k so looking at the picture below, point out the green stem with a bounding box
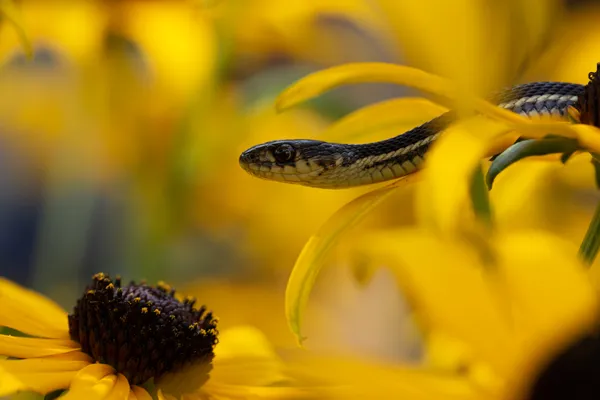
[470,163,493,228]
[579,154,600,266]
[578,200,600,267]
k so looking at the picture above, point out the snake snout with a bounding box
[239,148,258,169]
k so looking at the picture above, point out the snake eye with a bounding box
[273,144,295,164]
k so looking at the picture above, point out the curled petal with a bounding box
[285,175,419,345]
[64,364,117,400]
[106,373,131,400]
[61,363,116,400]
[275,62,504,117]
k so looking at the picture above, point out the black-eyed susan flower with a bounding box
[270,28,600,397]
[279,80,600,399]
[0,273,310,399]
[273,61,600,341]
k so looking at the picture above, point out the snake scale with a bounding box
[239,81,586,189]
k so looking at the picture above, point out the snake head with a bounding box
[239,139,346,188]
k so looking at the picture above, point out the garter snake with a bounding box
[239,82,585,189]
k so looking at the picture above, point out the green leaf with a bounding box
[486,137,580,189]
[0,0,32,58]
[285,175,419,345]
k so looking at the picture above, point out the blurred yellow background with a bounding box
[1,0,600,360]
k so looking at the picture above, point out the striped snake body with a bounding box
[239,82,584,189]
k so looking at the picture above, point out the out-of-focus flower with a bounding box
[0,273,310,399]
[0,0,32,57]
[272,60,600,338]
[330,227,599,399]
[203,0,390,71]
[520,2,600,83]
[277,63,600,399]
[266,1,600,388]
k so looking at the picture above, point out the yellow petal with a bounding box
[323,97,447,143]
[202,380,316,399]
[375,0,508,97]
[122,2,217,107]
[495,232,596,338]
[156,360,211,397]
[275,62,529,121]
[215,326,279,361]
[69,363,114,386]
[477,105,600,153]
[425,331,503,393]
[0,355,86,395]
[61,363,118,400]
[285,176,419,345]
[0,364,26,396]
[0,355,89,373]
[7,371,77,395]
[0,335,80,358]
[157,389,177,400]
[0,0,32,58]
[160,326,288,396]
[288,354,488,400]
[0,278,69,339]
[493,232,599,397]
[213,360,282,382]
[491,161,561,231]
[416,117,510,233]
[106,374,131,400]
[352,229,514,376]
[42,351,92,362]
[131,386,152,400]
[276,63,465,113]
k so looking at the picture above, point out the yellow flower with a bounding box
[0,0,32,57]
[269,27,600,396]
[274,65,600,399]
[0,273,309,399]
[273,60,600,340]
[325,227,599,399]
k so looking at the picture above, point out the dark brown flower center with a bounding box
[577,63,600,128]
[68,273,218,386]
[528,331,600,400]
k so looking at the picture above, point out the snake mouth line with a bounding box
[242,163,326,183]
[242,162,325,176]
